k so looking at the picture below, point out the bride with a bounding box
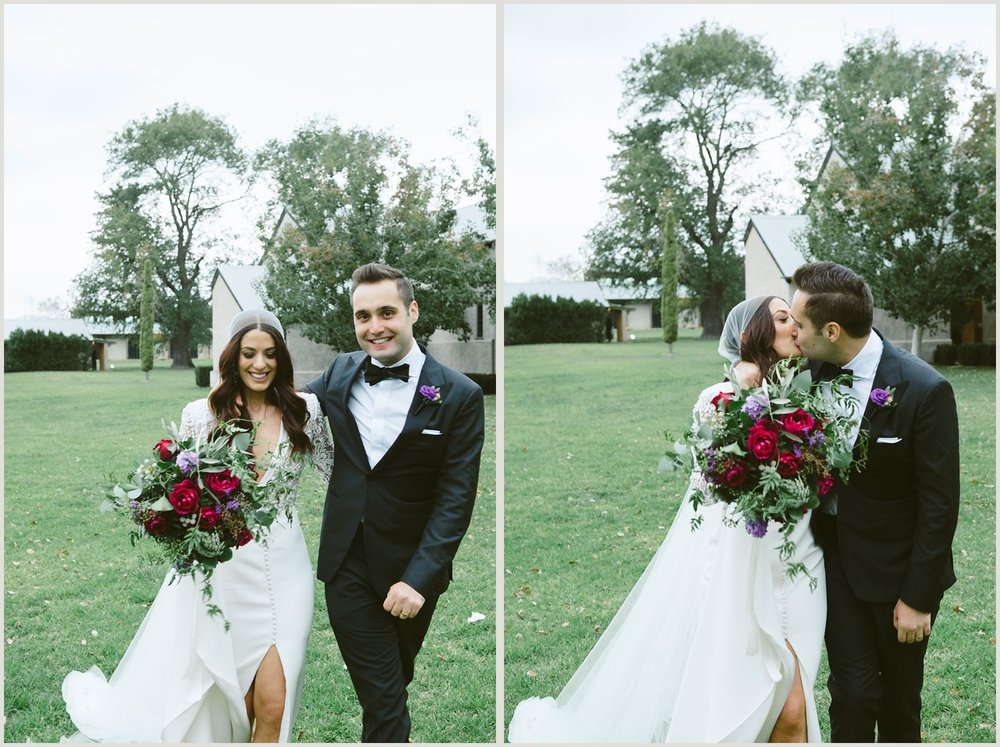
[508,296,826,743]
[62,309,334,743]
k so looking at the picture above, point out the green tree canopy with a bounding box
[73,104,248,366]
[800,34,995,356]
[586,22,795,336]
[256,121,495,353]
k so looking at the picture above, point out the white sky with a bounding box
[4,4,496,319]
[503,3,997,282]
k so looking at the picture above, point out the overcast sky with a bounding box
[503,3,996,282]
[4,4,496,319]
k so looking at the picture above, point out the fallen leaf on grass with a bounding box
[526,670,537,678]
[467,612,486,624]
[530,568,541,574]
[953,605,966,613]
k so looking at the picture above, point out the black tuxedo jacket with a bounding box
[306,346,485,598]
[812,331,959,612]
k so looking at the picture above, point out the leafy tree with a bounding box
[586,23,795,336]
[139,251,155,380]
[74,104,247,367]
[660,200,679,351]
[256,122,495,353]
[800,34,995,358]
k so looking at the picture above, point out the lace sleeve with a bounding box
[178,399,215,441]
[300,392,334,481]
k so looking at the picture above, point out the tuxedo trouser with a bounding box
[816,513,937,743]
[325,525,439,743]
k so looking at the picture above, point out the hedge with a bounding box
[932,343,996,367]
[4,329,91,372]
[505,294,606,345]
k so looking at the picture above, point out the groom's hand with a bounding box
[384,581,425,621]
[893,599,932,644]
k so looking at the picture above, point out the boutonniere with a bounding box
[414,384,443,414]
[869,386,897,409]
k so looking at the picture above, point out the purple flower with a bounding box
[176,450,200,475]
[745,518,769,539]
[225,498,241,511]
[419,385,442,403]
[741,393,769,421]
[807,431,827,446]
[870,387,896,408]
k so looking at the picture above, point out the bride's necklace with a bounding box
[247,401,270,422]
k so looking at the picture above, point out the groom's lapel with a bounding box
[858,338,906,445]
[374,350,451,471]
[333,352,371,473]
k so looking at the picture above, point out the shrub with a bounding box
[4,329,91,372]
[933,344,958,366]
[194,364,212,388]
[956,343,985,366]
[505,294,605,345]
[464,372,496,394]
[980,344,996,367]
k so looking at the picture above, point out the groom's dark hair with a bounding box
[351,262,415,308]
[792,261,873,338]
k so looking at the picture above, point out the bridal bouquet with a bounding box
[662,358,867,584]
[102,420,296,626]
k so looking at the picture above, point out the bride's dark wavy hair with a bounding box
[739,296,785,382]
[208,323,311,455]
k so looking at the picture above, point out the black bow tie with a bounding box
[363,358,410,385]
[816,361,854,385]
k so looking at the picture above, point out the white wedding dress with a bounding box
[508,383,827,743]
[61,393,334,743]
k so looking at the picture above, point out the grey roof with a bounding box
[214,265,267,310]
[504,281,607,307]
[744,215,810,278]
[454,203,495,243]
[4,317,92,341]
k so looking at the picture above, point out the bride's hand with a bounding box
[732,360,761,388]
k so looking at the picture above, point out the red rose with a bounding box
[781,409,816,435]
[777,452,801,478]
[817,474,834,496]
[205,470,241,496]
[719,460,748,488]
[153,439,175,461]
[711,391,733,411]
[168,479,199,515]
[199,506,220,530]
[237,529,253,547]
[145,513,168,535]
[747,421,780,461]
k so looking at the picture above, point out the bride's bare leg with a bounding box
[769,640,807,743]
[249,645,287,743]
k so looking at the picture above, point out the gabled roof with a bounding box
[213,265,267,310]
[504,281,607,308]
[743,215,810,279]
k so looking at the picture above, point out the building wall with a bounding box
[211,276,244,387]
[744,228,792,301]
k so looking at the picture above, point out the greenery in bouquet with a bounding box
[102,420,298,627]
[662,358,868,586]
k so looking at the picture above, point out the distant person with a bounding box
[605,312,613,343]
[90,343,99,371]
[63,309,335,742]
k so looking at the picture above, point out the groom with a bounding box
[790,261,959,742]
[306,262,485,742]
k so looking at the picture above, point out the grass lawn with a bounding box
[503,329,996,742]
[4,362,496,743]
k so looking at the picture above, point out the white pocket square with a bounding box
[421,429,443,436]
[876,436,902,444]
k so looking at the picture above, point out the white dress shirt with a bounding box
[349,341,425,468]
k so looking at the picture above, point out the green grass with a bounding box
[4,365,496,743]
[503,329,996,743]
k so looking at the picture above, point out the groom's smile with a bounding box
[353,278,420,366]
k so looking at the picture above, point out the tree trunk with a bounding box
[699,294,724,338]
[910,324,924,361]
[171,319,194,368]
